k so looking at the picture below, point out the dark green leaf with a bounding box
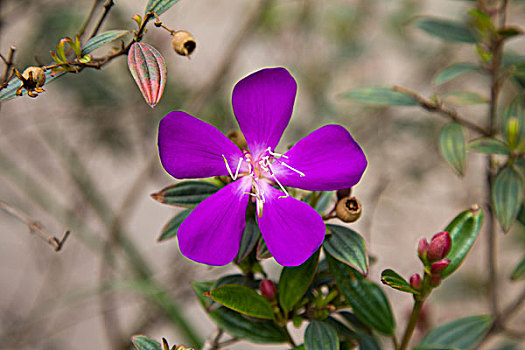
[358,334,381,350]
[468,138,510,155]
[324,317,358,341]
[209,307,287,343]
[442,90,488,105]
[501,96,525,151]
[327,255,395,335]
[380,269,419,294]
[132,335,162,350]
[235,215,261,263]
[207,284,274,320]
[81,30,130,55]
[415,315,493,350]
[145,0,180,16]
[324,225,368,275]
[434,63,481,85]
[511,256,525,281]
[304,320,339,350]
[499,26,524,40]
[256,238,272,259]
[341,87,419,106]
[442,206,485,278]
[151,181,220,208]
[413,17,477,43]
[492,167,524,232]
[338,311,370,333]
[315,191,335,214]
[157,209,192,241]
[439,122,467,176]
[278,250,319,312]
[191,280,216,309]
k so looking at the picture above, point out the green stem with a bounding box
[399,298,425,350]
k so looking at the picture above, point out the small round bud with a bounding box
[260,279,277,300]
[227,129,247,150]
[417,238,429,260]
[335,196,362,223]
[427,231,452,262]
[336,188,352,200]
[409,273,422,290]
[430,258,451,275]
[171,30,196,57]
[22,67,46,88]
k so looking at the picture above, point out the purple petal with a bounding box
[232,68,297,156]
[257,181,325,266]
[178,177,252,265]
[158,111,244,179]
[272,125,367,191]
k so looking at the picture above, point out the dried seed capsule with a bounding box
[22,67,46,88]
[171,30,196,57]
[335,196,362,223]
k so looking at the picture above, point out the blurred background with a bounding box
[1,0,524,349]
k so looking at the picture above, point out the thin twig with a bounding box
[392,86,491,136]
[89,0,115,39]
[0,200,70,251]
[79,0,102,38]
[501,287,525,322]
[1,46,16,88]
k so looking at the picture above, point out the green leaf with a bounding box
[315,191,335,214]
[434,63,481,85]
[413,17,477,43]
[304,320,339,350]
[442,90,488,105]
[256,238,272,259]
[357,334,381,350]
[511,256,525,281]
[324,317,358,341]
[439,122,467,176]
[81,29,130,55]
[327,255,395,335]
[209,307,288,343]
[341,87,419,106]
[380,269,419,294]
[235,213,261,263]
[145,0,180,16]
[415,315,493,350]
[132,335,162,350]
[468,138,510,155]
[492,166,524,232]
[151,181,220,207]
[207,284,274,320]
[278,250,319,312]
[324,224,368,275]
[191,280,216,309]
[442,206,485,279]
[56,39,68,62]
[157,209,192,241]
[501,96,525,151]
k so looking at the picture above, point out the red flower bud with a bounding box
[429,273,442,287]
[409,273,422,290]
[427,231,452,262]
[418,238,429,260]
[430,258,451,275]
[260,279,277,300]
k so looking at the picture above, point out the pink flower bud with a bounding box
[409,273,422,290]
[429,273,442,287]
[418,238,429,259]
[430,258,451,275]
[427,231,452,262]
[260,279,277,300]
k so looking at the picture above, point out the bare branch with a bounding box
[90,0,115,39]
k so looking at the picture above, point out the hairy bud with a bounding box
[336,196,362,223]
[417,238,429,261]
[427,231,452,262]
[171,30,196,57]
[430,258,450,275]
[409,273,422,290]
[260,279,277,300]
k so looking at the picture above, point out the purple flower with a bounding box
[158,68,367,266]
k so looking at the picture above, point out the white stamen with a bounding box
[280,161,305,177]
[267,147,288,159]
[222,155,243,180]
[267,162,290,199]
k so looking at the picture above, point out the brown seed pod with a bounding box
[171,30,196,57]
[335,196,362,223]
[22,67,46,88]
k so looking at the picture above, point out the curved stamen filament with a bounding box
[265,147,305,177]
[222,155,243,180]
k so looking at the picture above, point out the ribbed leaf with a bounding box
[209,307,287,343]
[492,167,524,232]
[439,122,467,176]
[235,214,260,263]
[469,138,510,155]
[511,256,525,281]
[207,284,274,320]
[278,250,319,312]
[327,255,395,335]
[145,0,180,16]
[442,90,488,105]
[151,181,220,207]
[380,269,419,294]
[304,321,339,350]
[324,317,358,341]
[442,206,485,279]
[357,334,381,350]
[315,191,335,214]
[81,30,130,55]
[434,63,481,85]
[128,42,167,107]
[415,315,493,350]
[157,209,192,241]
[324,224,368,275]
[414,17,477,43]
[341,87,419,106]
[191,280,216,309]
[132,335,162,350]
